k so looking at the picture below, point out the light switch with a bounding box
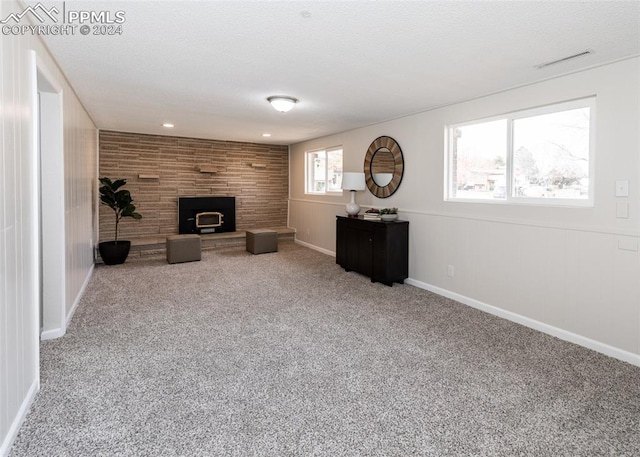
[616,202,629,219]
[615,180,629,197]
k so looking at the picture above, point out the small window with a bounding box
[446,97,594,205]
[305,147,343,194]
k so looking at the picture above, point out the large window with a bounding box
[446,97,594,205]
[305,147,343,194]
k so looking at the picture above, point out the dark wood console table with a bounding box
[336,215,409,286]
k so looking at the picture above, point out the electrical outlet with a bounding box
[447,265,455,278]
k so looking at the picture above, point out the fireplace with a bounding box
[178,197,236,234]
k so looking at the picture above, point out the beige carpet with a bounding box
[11,241,640,456]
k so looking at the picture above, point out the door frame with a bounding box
[30,50,66,341]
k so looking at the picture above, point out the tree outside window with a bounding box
[447,98,594,204]
[306,147,343,194]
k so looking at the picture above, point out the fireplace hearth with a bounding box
[178,197,236,234]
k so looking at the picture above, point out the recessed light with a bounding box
[162,123,174,128]
[262,133,271,137]
[301,11,311,18]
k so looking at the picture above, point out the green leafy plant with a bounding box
[99,177,142,243]
[379,207,398,215]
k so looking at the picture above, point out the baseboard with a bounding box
[40,328,65,340]
[0,378,39,457]
[66,263,94,328]
[294,238,336,257]
[405,278,640,368]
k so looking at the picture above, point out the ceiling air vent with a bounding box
[534,49,594,69]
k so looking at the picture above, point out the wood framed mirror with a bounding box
[364,136,404,198]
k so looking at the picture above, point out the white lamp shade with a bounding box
[342,172,366,191]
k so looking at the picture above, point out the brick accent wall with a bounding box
[99,130,289,243]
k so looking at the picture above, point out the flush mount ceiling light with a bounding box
[267,96,298,113]
[162,123,174,128]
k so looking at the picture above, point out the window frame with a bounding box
[304,146,344,195]
[445,97,596,207]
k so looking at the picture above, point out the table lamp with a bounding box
[342,172,366,217]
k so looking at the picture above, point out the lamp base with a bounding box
[345,202,361,217]
[345,190,360,217]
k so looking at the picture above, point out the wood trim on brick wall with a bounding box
[99,130,289,243]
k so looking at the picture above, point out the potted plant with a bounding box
[379,207,398,221]
[98,177,142,265]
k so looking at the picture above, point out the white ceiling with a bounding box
[32,1,640,145]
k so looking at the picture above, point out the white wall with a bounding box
[0,0,97,454]
[290,58,640,366]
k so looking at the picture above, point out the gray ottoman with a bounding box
[246,229,277,254]
[166,234,201,264]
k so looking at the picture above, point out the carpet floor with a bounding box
[10,242,640,456]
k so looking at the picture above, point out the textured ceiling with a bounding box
[31,1,640,145]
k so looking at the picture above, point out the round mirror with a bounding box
[364,136,404,198]
[371,148,394,187]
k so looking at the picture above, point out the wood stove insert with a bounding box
[178,197,236,234]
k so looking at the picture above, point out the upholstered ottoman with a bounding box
[246,229,278,254]
[166,234,201,264]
